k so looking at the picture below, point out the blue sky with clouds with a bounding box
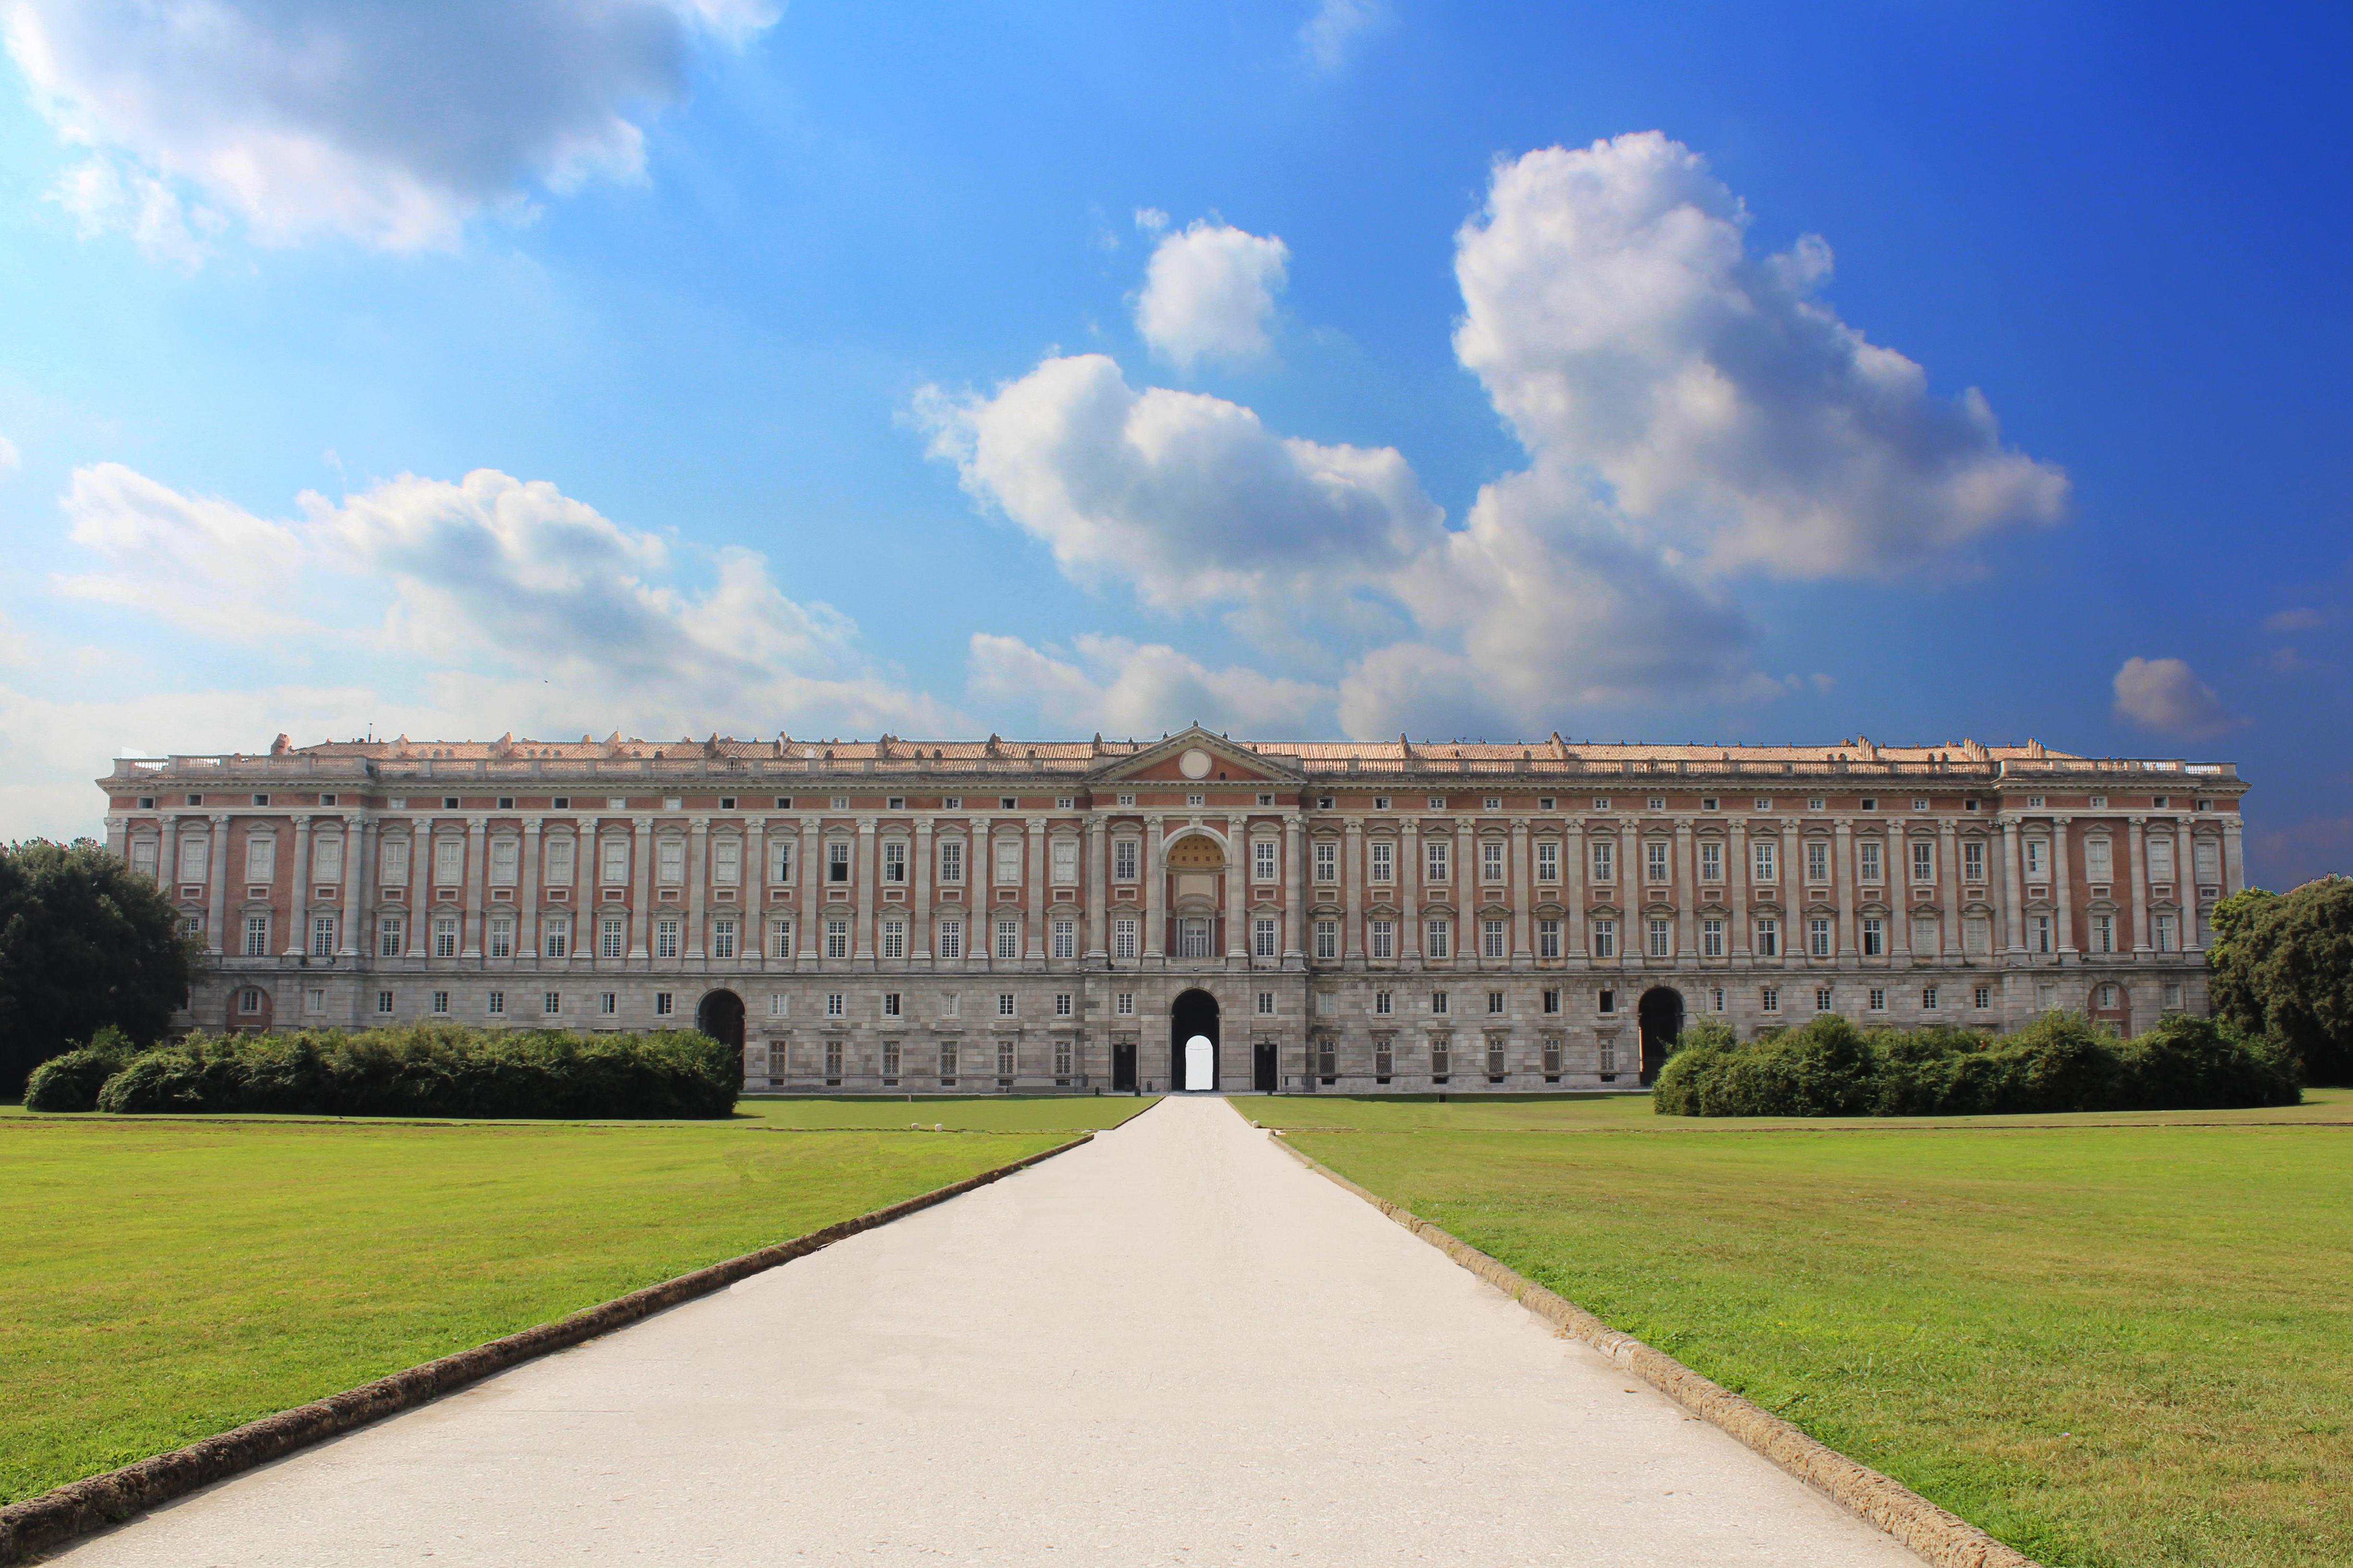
[0,1,2347,882]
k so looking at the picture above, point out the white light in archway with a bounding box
[1184,1033,1214,1092]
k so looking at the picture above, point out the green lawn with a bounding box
[1,1115,1076,1505]
[1275,1095,2353,1568]
[736,1094,1160,1132]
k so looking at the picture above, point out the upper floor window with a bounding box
[245,833,276,884]
[1964,839,1986,883]
[433,836,462,885]
[1645,841,1670,883]
[1370,841,1395,882]
[657,836,686,885]
[882,839,908,884]
[1052,837,1079,883]
[1481,841,1505,883]
[1858,840,1883,884]
[1254,839,1278,882]
[1911,841,1934,884]
[1113,838,1138,881]
[938,839,964,884]
[2026,839,2048,879]
[1805,840,1830,884]
[1753,839,1777,882]
[1425,840,1449,883]
[1313,840,1337,882]
[544,835,576,885]
[1590,840,1616,883]
[992,836,1022,884]
[830,840,853,883]
[1536,840,1559,882]
[2086,837,2114,883]
[601,836,628,884]
[1699,841,1723,881]
[713,836,742,886]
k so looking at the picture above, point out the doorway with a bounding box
[1637,987,1683,1085]
[1112,1041,1138,1093]
[1171,988,1220,1092]
[696,988,747,1061]
[1252,1041,1277,1093]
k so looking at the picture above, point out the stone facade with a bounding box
[98,726,2250,1094]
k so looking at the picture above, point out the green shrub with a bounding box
[90,1025,739,1119]
[22,1024,140,1112]
[1650,1020,1735,1115]
[1652,1009,2302,1119]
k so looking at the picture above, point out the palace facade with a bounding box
[98,726,2249,1095]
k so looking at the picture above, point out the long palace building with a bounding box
[98,726,2249,1094]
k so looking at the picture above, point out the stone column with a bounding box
[206,814,231,955]
[462,816,487,961]
[745,816,766,972]
[2002,818,2026,955]
[160,814,182,899]
[1144,814,1166,961]
[286,814,312,957]
[853,817,875,963]
[915,817,937,963]
[1938,820,1959,960]
[1454,817,1473,963]
[2128,816,2151,958]
[1673,820,1695,960]
[1890,832,1910,966]
[1027,819,1047,965]
[1729,818,1750,960]
[572,814,593,967]
[629,818,653,961]
[405,818,428,958]
[1224,816,1247,963]
[2223,817,2245,897]
[519,816,541,965]
[2053,817,2076,958]
[1282,815,1304,963]
[2180,821,2202,955]
[1565,820,1587,967]
[1510,820,1532,965]
[687,816,710,961]
[797,814,822,971]
[343,815,370,958]
[1401,819,1422,961]
[1833,818,1855,962]
[1084,816,1106,960]
[1342,820,1364,964]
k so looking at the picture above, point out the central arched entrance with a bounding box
[1637,987,1683,1086]
[1171,988,1220,1092]
[696,989,747,1078]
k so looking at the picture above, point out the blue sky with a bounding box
[0,0,2347,883]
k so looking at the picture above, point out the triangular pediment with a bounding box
[1090,725,1306,786]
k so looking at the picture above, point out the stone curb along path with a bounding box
[0,1131,1098,1566]
[1253,1113,2040,1568]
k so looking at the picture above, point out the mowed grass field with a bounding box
[1258,1089,2353,1568]
[0,1101,1139,1505]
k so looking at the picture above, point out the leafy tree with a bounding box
[2209,877,2353,1085]
[0,839,195,1096]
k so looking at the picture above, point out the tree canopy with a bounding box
[0,839,195,1096]
[2209,878,2353,1086]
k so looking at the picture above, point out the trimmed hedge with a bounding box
[48,1024,740,1120]
[1653,1010,2300,1118]
[21,1025,139,1112]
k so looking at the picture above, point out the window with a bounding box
[544,915,571,959]
[232,986,263,1016]
[1912,841,1934,883]
[940,993,959,1017]
[1314,841,1337,882]
[770,918,795,959]
[1646,918,1671,958]
[487,991,504,1015]
[1426,919,1450,959]
[1115,793,1134,808]
[2155,913,2178,952]
[1116,991,1136,1015]
[1645,841,1669,883]
[1815,986,1833,1013]
[1964,840,1986,883]
[181,835,213,882]
[2163,982,2183,1010]
[713,918,738,960]
[1700,841,1723,882]
[1114,839,1139,881]
[1427,840,1449,883]
[1761,985,1780,1013]
[2089,796,2108,811]
[1430,991,1450,1015]
[1537,919,1561,959]
[1858,841,1883,884]
[378,915,404,958]
[1485,990,1505,1015]
[432,915,457,959]
[827,992,846,1017]
[1541,987,1561,1014]
[2096,983,2119,1009]
[1922,985,1940,1011]
[489,837,518,886]
[1702,798,1719,813]
[993,836,1022,885]
[1591,840,1616,882]
[996,1037,1017,1078]
[937,837,964,884]
[1053,1037,1074,1079]
[1314,919,1338,961]
[1702,918,1724,958]
[1248,917,1275,958]
[2149,835,2176,883]
[997,992,1016,1017]
[657,837,687,885]
[312,835,343,884]
[657,919,680,960]
[1752,798,1772,811]
[1375,990,1393,1016]
[601,836,629,884]
[826,919,850,959]
[938,919,963,959]
[1316,991,1338,1016]
[1964,915,1990,955]
[1912,915,1938,953]
[828,841,852,883]
[1371,841,1394,883]
[486,915,512,959]
[764,837,791,885]
[1974,985,1992,1010]
[1255,840,1278,882]
[656,992,675,1016]
[1868,987,1887,1012]
[1808,918,1832,958]
[598,992,617,1017]
[1370,920,1395,959]
[880,991,902,1019]
[2090,914,2115,954]
[939,1041,959,1081]
[1257,991,1275,1016]
[995,919,1021,960]
[1052,838,1079,883]
[1537,841,1559,882]
[1114,917,1138,959]
[1862,917,1884,958]
[882,840,907,884]
[543,991,562,1015]
[245,833,277,884]
[1481,841,1505,883]
[1647,796,1665,811]
[1755,917,1780,958]
[2030,914,2053,954]
[376,989,395,1014]
[1187,793,1204,808]
[1477,919,1503,959]
[1753,839,1777,881]
[422,836,455,888]
[1375,796,1391,810]
[1591,919,1616,958]
[1429,796,1448,809]
[311,914,337,957]
[231,920,264,966]
[880,918,905,960]
[2026,839,2048,879]
[1860,798,1878,813]
[1057,992,1075,1017]
[1806,841,1830,884]
[1051,918,1075,960]
[1592,797,1611,810]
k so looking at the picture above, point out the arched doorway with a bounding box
[696,988,747,1066]
[1637,987,1683,1086]
[1171,988,1219,1092]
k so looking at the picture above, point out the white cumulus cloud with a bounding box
[1300,0,1389,73]
[6,0,782,256]
[1454,132,2069,577]
[1134,219,1290,368]
[967,633,1328,735]
[2112,657,2242,742]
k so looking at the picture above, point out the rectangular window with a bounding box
[997,1037,1015,1077]
[995,919,1021,960]
[1114,839,1139,881]
[2087,838,2114,883]
[2091,914,2115,954]
[1761,985,1780,1013]
[940,993,958,1017]
[377,989,395,1014]
[1753,839,1777,882]
[1252,917,1277,958]
[310,914,337,957]
[1486,990,1505,1015]
[1537,841,1559,882]
[487,915,512,959]
[1591,840,1615,882]
[241,915,272,957]
[1425,919,1450,959]
[768,837,793,885]
[1052,838,1078,883]
[598,992,617,1016]
[543,991,561,1015]
[2155,913,2178,952]
[1862,917,1885,958]
[1702,918,1724,958]
[2163,982,2183,1010]
[431,915,456,959]
[2031,914,2053,953]
[1056,992,1074,1017]
[993,837,1022,885]
[245,834,277,884]
[1755,916,1780,958]
[1371,841,1394,883]
[434,837,463,885]
[882,840,907,884]
[601,836,629,884]
[1647,918,1671,958]
[1816,986,1834,1012]
[1370,920,1394,959]
[1964,840,1986,883]
[129,836,160,878]
[2195,838,2220,882]
[1974,985,1992,1009]
[938,839,964,884]
[1431,991,1450,1015]
[1255,839,1278,882]
[180,834,212,883]
[826,992,845,1017]
[823,1039,843,1081]
[1542,987,1561,1014]
[1116,991,1135,1015]
[938,918,963,959]
[770,918,794,959]
[710,835,742,887]
[1964,916,1990,955]
[596,915,625,960]
[312,835,343,884]
[713,918,738,960]
[1859,841,1883,884]
[939,1041,959,1081]
[828,841,852,883]
[1314,841,1337,882]
[430,990,450,1015]
[1114,917,1138,959]
[880,1038,901,1081]
[544,915,571,959]
[1912,915,1938,954]
[1482,919,1506,959]
[1257,991,1275,1016]
[1053,1037,1073,1078]
[1375,990,1393,1016]
[1178,918,1213,958]
[545,835,577,886]
[2027,839,2048,879]
[1314,919,1338,961]
[1542,1037,1562,1074]
[1646,841,1670,883]
[489,836,518,886]
[1868,987,1887,1012]
[1426,840,1449,883]
[1808,918,1832,958]
[1481,841,1505,883]
[657,919,680,960]
[826,919,850,959]
[1537,919,1561,959]
[883,991,901,1017]
[1922,985,1940,1011]
[883,918,906,960]
[1912,841,1935,883]
[1591,919,1616,958]
[1700,841,1723,882]
[998,992,1016,1017]
[377,914,404,958]
[656,992,674,1015]
[1806,841,1830,884]
[2149,835,2176,883]
[1052,918,1076,960]
[487,990,504,1015]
